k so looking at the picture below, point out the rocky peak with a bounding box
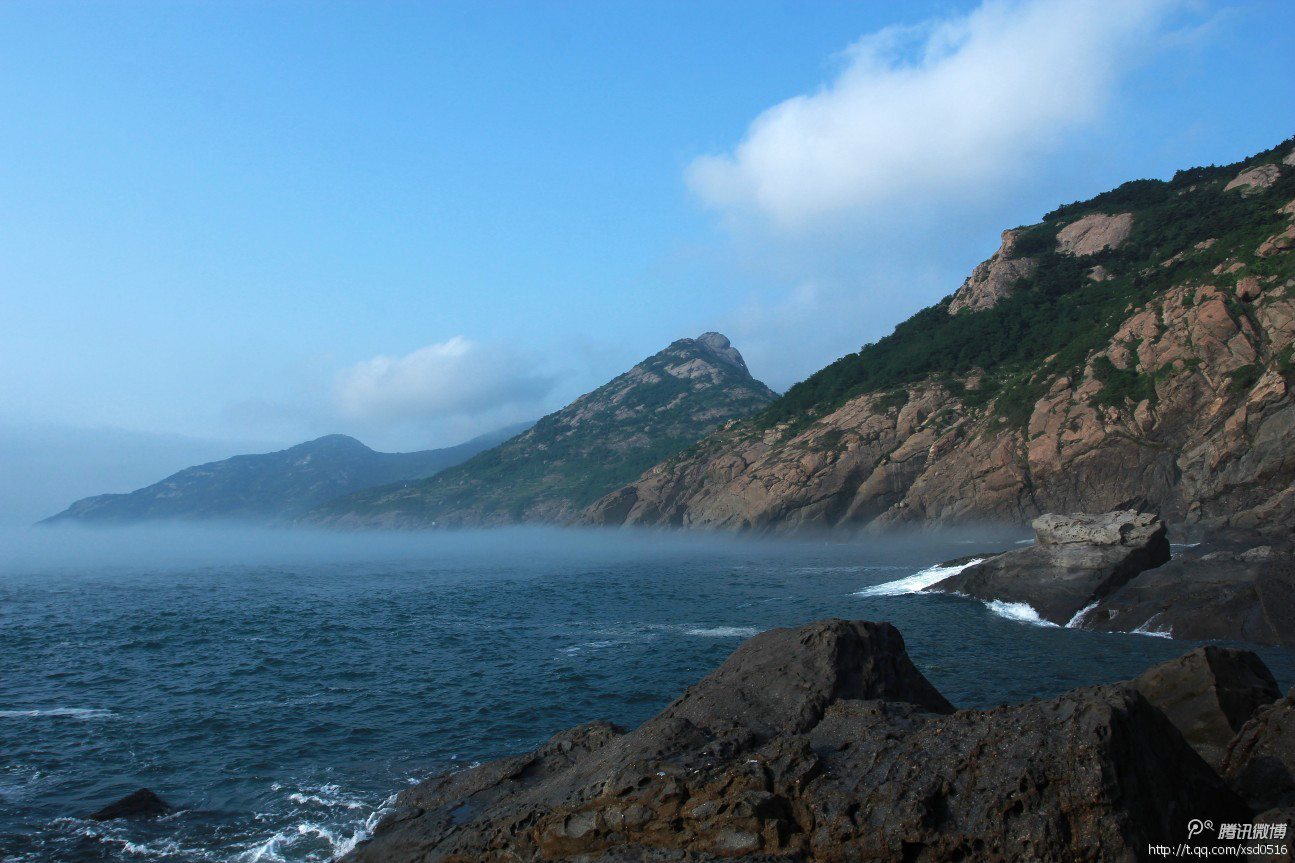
[303,333,778,528]
[948,228,1038,315]
[692,331,750,375]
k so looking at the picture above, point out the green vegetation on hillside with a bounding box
[756,137,1295,432]
[313,338,778,523]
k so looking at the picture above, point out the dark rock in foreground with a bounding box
[1082,537,1295,646]
[88,788,170,821]
[1131,647,1280,770]
[1223,688,1295,814]
[342,619,1250,863]
[928,510,1170,625]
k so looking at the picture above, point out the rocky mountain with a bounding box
[40,426,527,525]
[585,139,1295,538]
[304,333,777,528]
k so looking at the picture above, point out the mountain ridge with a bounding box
[304,332,777,528]
[583,137,1295,537]
[41,425,529,526]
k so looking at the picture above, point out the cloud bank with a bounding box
[688,0,1181,231]
[335,337,556,423]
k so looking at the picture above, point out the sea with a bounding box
[2,525,1290,863]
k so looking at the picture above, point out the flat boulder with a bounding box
[1131,646,1280,770]
[928,510,1170,625]
[88,787,170,821]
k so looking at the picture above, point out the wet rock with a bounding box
[646,618,956,735]
[1131,647,1280,770]
[927,510,1170,625]
[342,620,1250,863]
[1222,689,1295,813]
[88,788,170,821]
[1083,538,1295,646]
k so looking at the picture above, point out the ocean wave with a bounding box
[1132,615,1174,639]
[287,782,368,810]
[854,558,986,597]
[984,600,1058,628]
[1065,600,1100,629]
[0,707,115,719]
[48,819,219,862]
[682,626,759,638]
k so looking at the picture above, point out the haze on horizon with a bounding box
[1,0,1292,523]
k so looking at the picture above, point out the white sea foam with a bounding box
[854,558,986,597]
[683,626,759,638]
[0,707,114,719]
[1132,615,1174,639]
[287,791,366,810]
[559,640,618,655]
[331,792,399,858]
[984,600,1059,627]
[1065,600,1100,629]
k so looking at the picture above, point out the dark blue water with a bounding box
[1,526,1290,862]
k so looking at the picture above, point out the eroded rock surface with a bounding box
[343,620,1250,863]
[1055,212,1134,255]
[1082,536,1295,646]
[1131,647,1280,770]
[948,228,1037,314]
[1223,689,1295,814]
[927,510,1170,625]
[1226,163,1282,193]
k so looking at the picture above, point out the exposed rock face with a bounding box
[695,332,750,374]
[1033,510,1165,546]
[1131,647,1280,770]
[948,229,1038,314]
[1055,211,1134,255]
[88,788,170,821]
[1226,163,1282,193]
[927,510,1170,625]
[343,621,1250,863]
[305,334,777,528]
[1080,537,1295,646]
[1222,689,1295,814]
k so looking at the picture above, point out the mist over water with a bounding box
[2,526,1291,862]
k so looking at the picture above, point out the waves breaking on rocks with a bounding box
[3,534,1290,861]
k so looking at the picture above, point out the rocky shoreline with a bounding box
[928,510,1294,646]
[340,618,1293,862]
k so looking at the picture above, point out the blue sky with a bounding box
[2,0,1292,475]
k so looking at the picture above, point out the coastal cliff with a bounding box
[584,140,1295,537]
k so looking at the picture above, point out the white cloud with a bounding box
[335,336,556,423]
[688,0,1182,231]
